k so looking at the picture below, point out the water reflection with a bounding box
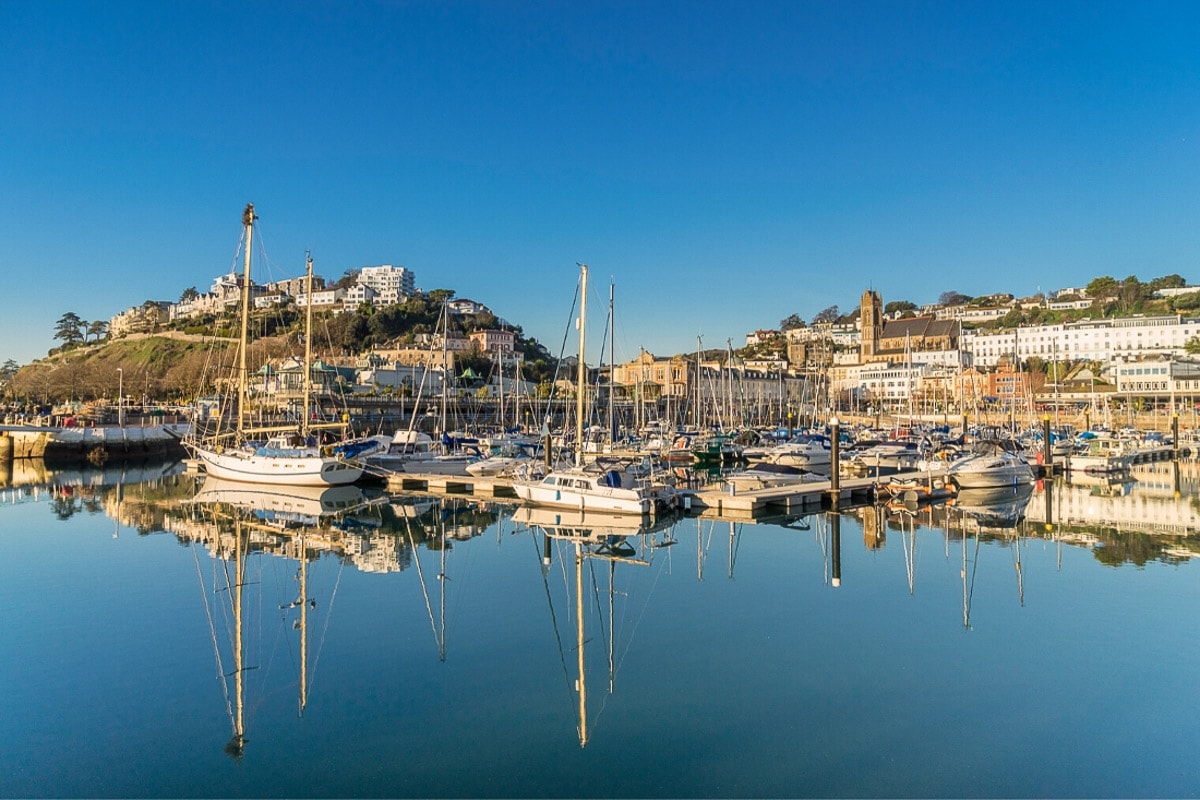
[164,477,518,759]
[184,479,387,759]
[514,507,679,747]
[7,463,1200,758]
[7,456,1200,796]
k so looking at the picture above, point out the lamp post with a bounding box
[117,368,123,426]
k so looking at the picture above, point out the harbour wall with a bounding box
[0,424,188,464]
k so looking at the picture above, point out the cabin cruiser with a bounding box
[723,461,825,492]
[512,458,677,514]
[947,439,1035,489]
[363,430,481,476]
[744,433,832,470]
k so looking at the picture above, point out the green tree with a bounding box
[1173,292,1200,312]
[1116,275,1147,313]
[938,291,972,306]
[179,286,200,303]
[1148,274,1186,291]
[812,305,839,325]
[884,300,917,315]
[779,313,806,331]
[86,320,109,343]
[54,312,85,348]
[1185,336,1200,355]
[1086,276,1119,300]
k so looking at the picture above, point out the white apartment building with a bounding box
[1112,356,1200,397]
[358,265,415,303]
[1154,286,1200,299]
[343,284,378,306]
[965,315,1200,366]
[253,293,290,309]
[844,362,930,405]
[297,288,347,308]
[933,305,1010,323]
[1047,299,1092,311]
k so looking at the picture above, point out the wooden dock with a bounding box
[384,471,519,499]
[380,469,884,517]
[683,475,881,518]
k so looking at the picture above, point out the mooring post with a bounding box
[829,415,840,510]
[1173,413,1180,460]
[1042,415,1052,474]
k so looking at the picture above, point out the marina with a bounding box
[6,5,1200,796]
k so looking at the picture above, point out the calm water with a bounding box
[2,460,1200,798]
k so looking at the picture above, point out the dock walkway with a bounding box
[383,469,886,515]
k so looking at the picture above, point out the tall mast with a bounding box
[608,281,616,448]
[302,253,314,439]
[575,264,588,467]
[236,203,255,438]
[441,301,449,438]
[497,349,505,430]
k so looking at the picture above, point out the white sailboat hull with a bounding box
[512,467,654,514]
[194,446,364,486]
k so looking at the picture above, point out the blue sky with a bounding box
[3,1,1198,367]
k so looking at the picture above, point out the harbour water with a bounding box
[2,462,1199,798]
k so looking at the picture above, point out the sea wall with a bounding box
[0,424,188,464]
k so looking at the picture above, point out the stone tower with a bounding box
[860,289,883,362]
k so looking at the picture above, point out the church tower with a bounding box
[860,289,883,362]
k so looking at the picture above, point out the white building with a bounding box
[343,284,378,307]
[933,305,1011,323]
[1047,299,1092,311]
[254,293,290,309]
[297,288,347,308]
[357,364,450,394]
[1154,286,1200,299]
[850,362,930,405]
[965,315,1200,367]
[358,265,414,305]
[1112,356,1200,398]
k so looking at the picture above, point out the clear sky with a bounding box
[3,1,1198,367]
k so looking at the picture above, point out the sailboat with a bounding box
[512,264,676,515]
[187,205,385,486]
[364,300,480,476]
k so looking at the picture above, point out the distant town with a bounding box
[6,267,1200,418]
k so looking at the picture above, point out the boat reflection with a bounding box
[191,476,380,522]
[950,484,1035,530]
[186,478,385,759]
[515,507,676,747]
